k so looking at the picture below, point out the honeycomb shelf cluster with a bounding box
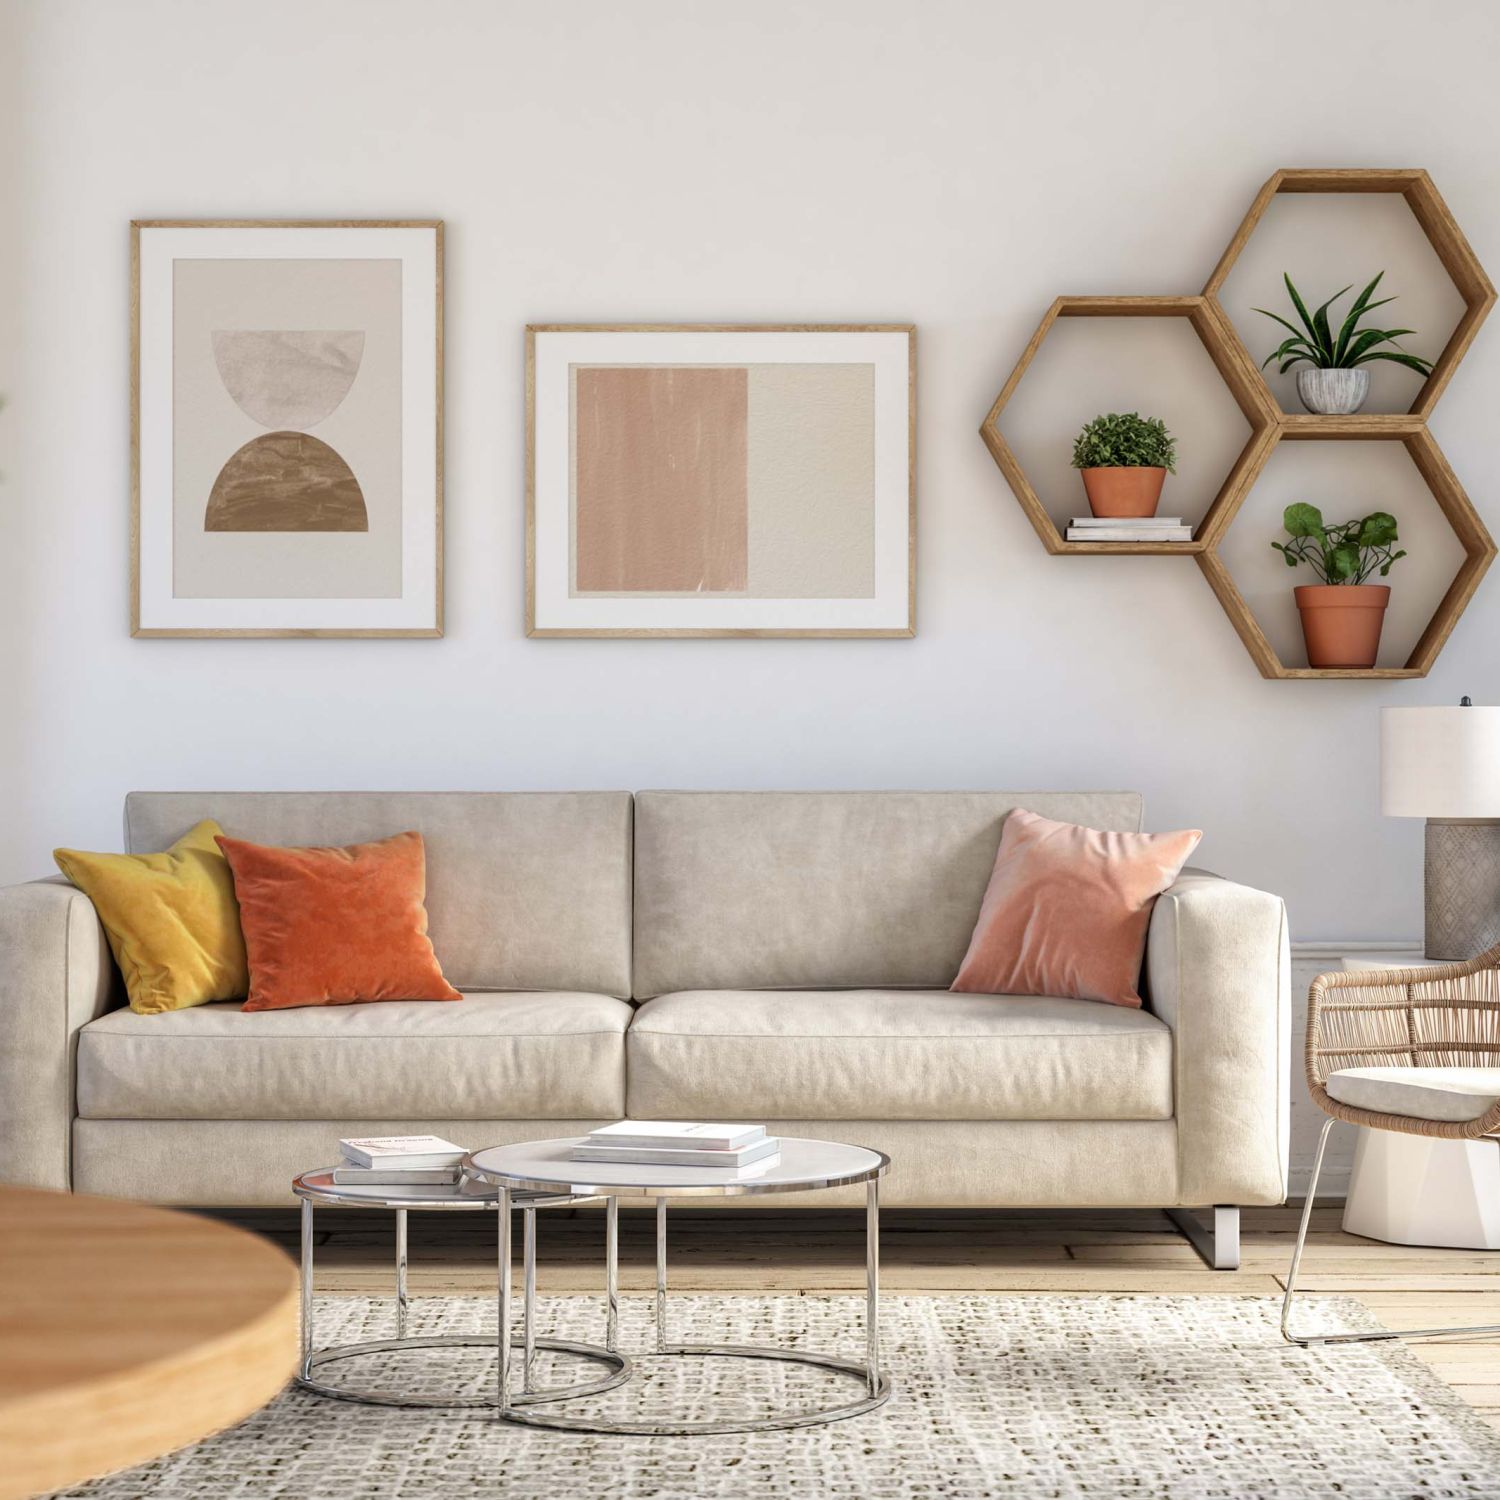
[979,169,1497,680]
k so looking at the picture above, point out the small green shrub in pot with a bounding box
[1272,502,1407,670]
[1070,412,1177,519]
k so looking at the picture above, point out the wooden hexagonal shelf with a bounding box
[1197,425,1496,679]
[1205,168,1497,426]
[979,296,1279,554]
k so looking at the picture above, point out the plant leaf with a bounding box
[1282,274,1323,346]
[1355,349,1435,375]
[1379,549,1408,576]
[1358,511,1399,547]
[1309,285,1352,363]
[1284,502,1326,540]
[1331,273,1389,363]
[1329,542,1362,581]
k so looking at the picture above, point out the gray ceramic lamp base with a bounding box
[1426,819,1500,960]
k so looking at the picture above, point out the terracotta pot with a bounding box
[1081,466,1166,519]
[1295,584,1390,669]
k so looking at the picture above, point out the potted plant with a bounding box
[1070,412,1178,518]
[1271,502,1406,669]
[1255,272,1434,415]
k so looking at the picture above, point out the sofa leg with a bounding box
[1167,1206,1241,1270]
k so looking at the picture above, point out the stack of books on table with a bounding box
[1065,516,1193,543]
[332,1135,477,1194]
[572,1122,781,1172]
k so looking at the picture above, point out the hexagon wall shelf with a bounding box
[979,296,1279,554]
[1204,169,1497,425]
[1198,426,1495,679]
[981,169,1497,678]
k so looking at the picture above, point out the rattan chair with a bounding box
[1283,945,1500,1346]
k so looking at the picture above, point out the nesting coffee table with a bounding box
[465,1135,890,1435]
[291,1169,630,1409]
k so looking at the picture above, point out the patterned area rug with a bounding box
[60,1294,1500,1498]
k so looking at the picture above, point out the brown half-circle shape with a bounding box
[205,432,369,532]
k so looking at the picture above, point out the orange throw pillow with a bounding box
[216,831,461,1012]
[950,808,1201,1008]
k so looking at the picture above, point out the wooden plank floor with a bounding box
[217,1204,1500,1431]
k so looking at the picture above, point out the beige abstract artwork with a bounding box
[569,362,875,599]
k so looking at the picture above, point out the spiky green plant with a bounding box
[1255,272,1434,376]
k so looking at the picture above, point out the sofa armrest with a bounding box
[0,879,120,1189]
[1145,866,1290,1206]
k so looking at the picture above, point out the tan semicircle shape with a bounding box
[205,432,369,532]
[211,330,364,430]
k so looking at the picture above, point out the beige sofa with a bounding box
[0,790,1289,1267]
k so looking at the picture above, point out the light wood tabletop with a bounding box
[0,1185,299,1499]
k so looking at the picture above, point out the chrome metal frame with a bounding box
[1166,1206,1241,1270]
[295,1181,630,1408]
[492,1177,891,1436]
[1282,1117,1500,1347]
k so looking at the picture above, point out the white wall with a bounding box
[8,0,1500,957]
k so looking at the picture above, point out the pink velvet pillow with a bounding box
[950,808,1202,1008]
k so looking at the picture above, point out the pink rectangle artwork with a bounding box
[573,367,749,594]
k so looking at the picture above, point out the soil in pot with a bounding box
[1081,467,1166,519]
[1295,584,1390,669]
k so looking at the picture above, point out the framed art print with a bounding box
[526,324,915,637]
[132,220,443,636]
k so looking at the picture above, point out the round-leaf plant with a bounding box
[1070,412,1177,472]
[1271,502,1407,584]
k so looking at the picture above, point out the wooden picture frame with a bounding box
[131,219,444,637]
[526,324,916,638]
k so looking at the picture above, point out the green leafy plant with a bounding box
[1070,412,1177,472]
[1271,503,1407,584]
[1255,272,1434,376]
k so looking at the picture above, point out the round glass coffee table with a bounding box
[465,1136,891,1435]
[291,1168,630,1408]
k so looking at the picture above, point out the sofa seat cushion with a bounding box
[1325,1065,1500,1124]
[625,990,1173,1121]
[77,992,631,1120]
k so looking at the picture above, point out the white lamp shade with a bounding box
[1381,706,1500,817]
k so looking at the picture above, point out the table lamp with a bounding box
[1382,699,1500,960]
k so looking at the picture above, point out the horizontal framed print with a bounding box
[132,219,443,637]
[526,324,915,637]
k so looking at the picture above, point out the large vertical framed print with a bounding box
[527,324,915,637]
[132,220,443,637]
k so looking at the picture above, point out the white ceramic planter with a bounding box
[1296,367,1370,415]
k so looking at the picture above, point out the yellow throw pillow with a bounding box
[54,819,248,1014]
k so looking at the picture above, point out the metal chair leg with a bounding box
[1283,1116,1500,1347]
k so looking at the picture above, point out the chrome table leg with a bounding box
[523,1205,538,1393]
[394,1208,409,1341]
[299,1197,314,1379]
[605,1196,619,1353]
[655,1198,668,1354]
[866,1179,881,1396]
[497,1189,512,1415]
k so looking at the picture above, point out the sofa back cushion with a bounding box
[632,791,1144,997]
[126,792,633,997]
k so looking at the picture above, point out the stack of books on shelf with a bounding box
[1065,516,1193,543]
[572,1121,781,1173]
[332,1135,484,1195]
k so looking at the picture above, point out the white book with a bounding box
[339,1134,468,1169]
[585,1120,766,1152]
[1069,516,1185,528]
[1067,528,1192,542]
[571,1137,782,1169]
[331,1165,462,1186]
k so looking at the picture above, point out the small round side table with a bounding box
[466,1136,891,1435]
[292,1169,630,1408]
